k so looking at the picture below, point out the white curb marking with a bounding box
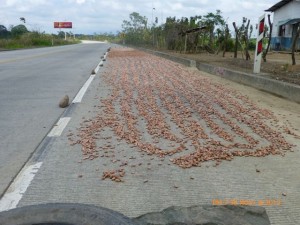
[72,75,95,103]
[48,117,71,137]
[94,60,104,74]
[0,162,43,212]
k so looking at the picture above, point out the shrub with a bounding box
[248,39,256,50]
[225,38,235,52]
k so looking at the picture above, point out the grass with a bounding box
[0,32,80,50]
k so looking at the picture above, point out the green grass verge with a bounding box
[0,33,80,50]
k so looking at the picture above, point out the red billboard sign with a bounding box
[54,22,72,28]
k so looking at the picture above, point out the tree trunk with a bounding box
[291,23,300,65]
[223,24,229,57]
[209,25,214,50]
[263,14,273,62]
[233,22,239,58]
[244,19,251,60]
[184,34,187,54]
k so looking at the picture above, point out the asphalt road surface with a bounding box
[0,42,109,196]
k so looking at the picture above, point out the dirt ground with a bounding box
[163,50,300,85]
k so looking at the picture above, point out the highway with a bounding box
[0,42,109,196]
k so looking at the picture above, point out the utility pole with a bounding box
[152,6,155,47]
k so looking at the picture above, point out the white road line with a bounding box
[94,64,100,74]
[47,117,71,137]
[72,75,95,103]
[94,66,99,74]
[0,162,43,212]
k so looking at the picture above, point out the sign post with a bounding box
[254,14,265,74]
[54,22,73,40]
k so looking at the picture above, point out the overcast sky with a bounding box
[1,0,278,35]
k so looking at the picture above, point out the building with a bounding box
[265,0,300,51]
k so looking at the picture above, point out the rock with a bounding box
[59,95,69,108]
[133,205,270,225]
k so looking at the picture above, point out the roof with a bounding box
[265,0,293,12]
[281,18,300,25]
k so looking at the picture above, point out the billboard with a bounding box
[54,22,72,28]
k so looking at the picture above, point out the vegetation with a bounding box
[120,11,271,60]
[76,32,121,43]
[0,21,122,50]
[120,11,232,53]
[0,24,80,50]
[119,11,300,65]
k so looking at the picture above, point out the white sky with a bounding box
[0,0,278,35]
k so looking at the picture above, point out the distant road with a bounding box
[0,42,109,196]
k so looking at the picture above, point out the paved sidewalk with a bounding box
[19,47,300,225]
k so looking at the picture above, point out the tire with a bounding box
[0,203,136,225]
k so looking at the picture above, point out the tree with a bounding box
[232,17,253,60]
[122,12,148,45]
[57,31,65,39]
[232,22,239,58]
[243,18,252,60]
[164,17,178,50]
[0,25,9,38]
[118,10,228,53]
[291,23,300,65]
[201,10,225,50]
[163,15,202,52]
[262,15,273,62]
[186,16,202,53]
[11,24,28,37]
[222,24,230,57]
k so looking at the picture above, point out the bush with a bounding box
[225,38,235,52]
[248,39,256,50]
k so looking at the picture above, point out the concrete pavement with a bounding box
[9,47,300,225]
